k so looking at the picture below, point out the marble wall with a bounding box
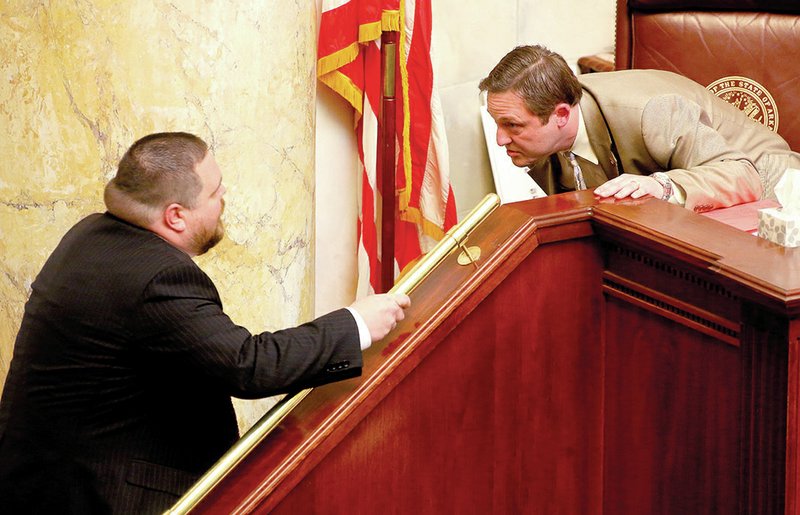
[1,1,318,432]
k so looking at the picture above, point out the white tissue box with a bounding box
[758,207,800,247]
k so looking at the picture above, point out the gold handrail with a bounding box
[166,193,500,514]
[390,192,500,295]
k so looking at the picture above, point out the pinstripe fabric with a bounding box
[0,213,362,514]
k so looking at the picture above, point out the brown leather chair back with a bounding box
[614,0,800,150]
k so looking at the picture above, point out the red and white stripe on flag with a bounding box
[317,0,457,297]
[395,0,457,273]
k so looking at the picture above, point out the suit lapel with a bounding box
[579,90,622,180]
[528,153,608,193]
[527,154,562,194]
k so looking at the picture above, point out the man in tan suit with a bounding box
[479,45,798,212]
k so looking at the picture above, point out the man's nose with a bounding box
[496,128,511,146]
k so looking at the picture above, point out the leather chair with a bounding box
[578,0,800,150]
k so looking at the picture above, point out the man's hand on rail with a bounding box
[349,294,411,342]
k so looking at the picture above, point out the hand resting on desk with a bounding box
[594,173,665,201]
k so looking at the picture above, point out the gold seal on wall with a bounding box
[706,76,779,132]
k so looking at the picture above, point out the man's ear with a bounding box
[552,103,572,128]
[163,203,187,232]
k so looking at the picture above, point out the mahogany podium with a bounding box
[171,192,800,514]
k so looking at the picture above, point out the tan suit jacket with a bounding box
[529,69,799,211]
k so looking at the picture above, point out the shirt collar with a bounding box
[570,105,599,165]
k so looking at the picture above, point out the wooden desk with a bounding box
[178,193,800,515]
[701,198,781,234]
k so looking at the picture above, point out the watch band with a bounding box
[651,172,673,201]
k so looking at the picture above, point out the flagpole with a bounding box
[378,30,398,293]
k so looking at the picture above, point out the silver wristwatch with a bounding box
[651,172,673,201]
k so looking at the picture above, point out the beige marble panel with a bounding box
[438,81,497,218]
[430,1,518,218]
[431,0,518,89]
[518,0,616,66]
[0,1,317,433]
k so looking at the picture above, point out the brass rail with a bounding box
[167,193,500,514]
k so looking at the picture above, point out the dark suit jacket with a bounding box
[0,213,362,514]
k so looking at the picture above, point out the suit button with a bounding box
[326,361,350,372]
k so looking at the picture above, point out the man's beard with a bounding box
[192,217,225,256]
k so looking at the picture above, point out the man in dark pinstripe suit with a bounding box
[0,132,410,514]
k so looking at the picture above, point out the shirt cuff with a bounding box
[670,181,687,206]
[344,307,371,350]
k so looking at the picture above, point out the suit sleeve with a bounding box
[640,94,762,211]
[133,261,363,398]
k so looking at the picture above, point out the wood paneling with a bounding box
[269,237,605,515]
[183,192,800,514]
[603,296,742,514]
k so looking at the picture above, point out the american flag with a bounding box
[317,0,457,296]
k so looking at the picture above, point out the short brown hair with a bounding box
[104,132,208,226]
[479,45,583,123]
